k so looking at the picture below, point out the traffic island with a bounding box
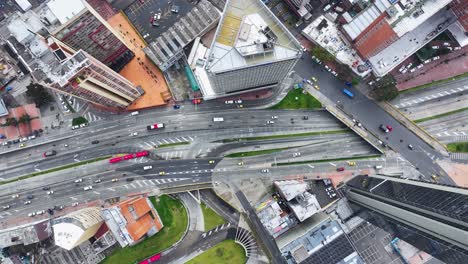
[101,195,188,264]
[270,89,322,109]
[201,202,225,232]
[185,239,247,264]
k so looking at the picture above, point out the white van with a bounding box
[213,117,224,122]
[131,111,139,116]
[143,165,153,170]
[375,165,383,169]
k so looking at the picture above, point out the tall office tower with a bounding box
[52,207,104,250]
[199,0,302,99]
[46,0,133,72]
[345,175,468,264]
[43,40,142,108]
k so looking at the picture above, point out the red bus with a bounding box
[137,253,161,264]
[109,157,123,164]
[135,151,149,157]
[123,154,135,160]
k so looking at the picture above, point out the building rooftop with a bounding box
[102,196,163,247]
[275,180,309,201]
[288,192,321,222]
[368,9,457,76]
[279,219,364,264]
[256,197,297,238]
[206,0,301,73]
[0,220,51,248]
[354,16,398,59]
[46,0,85,25]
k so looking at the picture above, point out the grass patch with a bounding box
[400,72,468,94]
[0,156,110,185]
[270,89,322,109]
[101,195,188,264]
[447,142,468,153]
[219,130,349,143]
[186,239,246,264]
[72,116,88,126]
[201,202,225,231]
[414,107,468,123]
[225,147,290,158]
[157,141,190,148]
[274,155,381,166]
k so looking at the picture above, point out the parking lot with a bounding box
[124,0,197,43]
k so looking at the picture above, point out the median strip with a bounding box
[0,156,111,185]
[218,129,349,143]
[272,155,382,166]
[414,107,468,123]
[156,141,190,148]
[225,147,291,158]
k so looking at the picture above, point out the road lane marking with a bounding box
[74,159,80,162]
[135,181,143,187]
[130,183,136,188]
[182,136,188,141]
[70,197,78,200]
[124,185,129,189]
[107,188,115,191]
[93,191,100,195]
[188,136,194,141]
[307,164,315,168]
[329,162,336,167]
[144,142,152,148]
[176,138,182,142]
[163,139,169,144]
[153,179,160,184]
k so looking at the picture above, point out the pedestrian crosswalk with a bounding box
[394,86,468,108]
[84,111,103,123]
[450,152,468,161]
[434,131,468,139]
[138,136,196,151]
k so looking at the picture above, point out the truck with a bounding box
[213,117,224,122]
[147,123,164,131]
[343,88,354,98]
[43,150,57,157]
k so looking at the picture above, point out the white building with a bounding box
[196,0,302,99]
[52,207,103,250]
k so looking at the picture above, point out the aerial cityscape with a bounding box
[0,0,466,263]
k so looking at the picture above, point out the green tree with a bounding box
[371,75,399,101]
[310,46,334,62]
[5,117,18,127]
[25,83,53,107]
[18,114,31,124]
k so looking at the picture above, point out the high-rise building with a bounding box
[52,207,104,250]
[345,175,468,264]
[42,40,142,108]
[196,0,302,99]
[101,196,164,247]
[46,0,133,72]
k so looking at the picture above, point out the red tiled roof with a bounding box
[353,14,398,59]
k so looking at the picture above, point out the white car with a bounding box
[47,190,54,195]
[11,194,19,199]
[266,120,275,124]
[94,179,102,183]
[416,64,423,69]
[28,135,36,140]
[432,56,440,61]
[111,178,119,182]
[293,152,301,157]
[24,200,31,205]
[225,100,234,104]
[271,116,278,119]
[131,111,139,116]
[130,132,138,136]
[19,137,28,142]
[3,205,10,209]
[236,100,243,104]
[36,210,45,215]
[72,202,79,207]
[28,212,36,217]
[74,178,83,183]
[79,123,87,128]
[261,169,269,173]
[83,186,93,191]
[143,165,153,170]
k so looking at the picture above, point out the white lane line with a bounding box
[150,141,156,146]
[124,185,130,189]
[181,136,188,141]
[308,164,315,168]
[437,93,444,96]
[167,178,173,182]
[107,188,115,191]
[431,95,437,98]
[70,197,78,200]
[329,162,336,167]
[163,139,169,144]
[135,181,143,187]
[169,138,176,143]
[153,179,160,184]
[93,191,100,195]
[160,179,166,183]
[74,159,80,162]
[457,87,463,91]
[176,138,182,142]
[145,142,152,148]
[188,136,194,141]
[34,168,41,172]
[141,180,149,186]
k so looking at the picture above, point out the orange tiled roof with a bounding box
[114,196,162,242]
[353,14,398,59]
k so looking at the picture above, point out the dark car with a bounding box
[173,105,181,109]
[379,124,389,133]
[302,116,309,120]
[126,178,134,182]
[91,140,99,144]
[42,186,50,191]
[12,139,20,144]
[27,194,34,200]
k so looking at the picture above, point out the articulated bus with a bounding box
[135,151,149,157]
[109,157,123,164]
[137,253,161,264]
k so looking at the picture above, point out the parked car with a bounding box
[261,169,269,173]
[336,167,345,172]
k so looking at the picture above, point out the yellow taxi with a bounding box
[314,85,320,90]
[347,161,356,166]
[209,160,215,164]
[159,171,165,176]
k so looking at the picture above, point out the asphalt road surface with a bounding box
[293,55,452,182]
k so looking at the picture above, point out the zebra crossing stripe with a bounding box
[153,179,160,184]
